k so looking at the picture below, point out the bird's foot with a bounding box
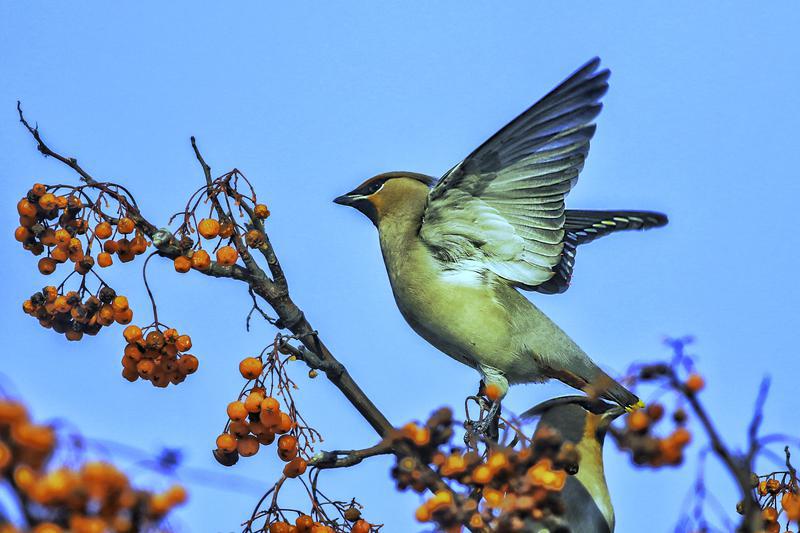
[464,395,502,444]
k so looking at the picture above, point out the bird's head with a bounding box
[523,395,625,446]
[334,172,435,226]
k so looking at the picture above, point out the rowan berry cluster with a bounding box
[22,285,131,341]
[169,170,270,274]
[612,401,692,467]
[742,457,800,532]
[610,356,704,468]
[214,340,315,472]
[120,325,199,387]
[265,513,374,533]
[16,183,149,276]
[389,408,576,532]
[0,397,186,532]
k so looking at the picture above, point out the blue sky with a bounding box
[1,2,798,531]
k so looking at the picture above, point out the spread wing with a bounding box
[420,58,609,289]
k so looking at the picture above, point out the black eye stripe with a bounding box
[353,179,387,196]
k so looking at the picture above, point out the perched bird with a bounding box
[523,396,625,532]
[335,58,666,410]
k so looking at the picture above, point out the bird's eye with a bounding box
[365,181,384,195]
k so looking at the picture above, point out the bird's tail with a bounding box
[588,367,641,411]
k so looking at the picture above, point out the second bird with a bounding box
[335,58,667,410]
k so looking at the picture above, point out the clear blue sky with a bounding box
[2,2,798,531]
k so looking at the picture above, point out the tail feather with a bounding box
[535,209,668,295]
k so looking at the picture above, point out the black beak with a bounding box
[333,195,355,206]
[605,405,627,421]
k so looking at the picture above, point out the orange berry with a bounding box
[94,222,112,239]
[765,478,781,494]
[191,249,211,270]
[254,204,270,219]
[54,229,71,245]
[112,295,129,312]
[227,401,248,421]
[275,412,294,434]
[414,504,431,522]
[175,335,192,352]
[762,506,778,522]
[261,397,280,413]
[198,218,220,239]
[239,357,263,379]
[295,515,314,531]
[685,374,705,393]
[245,229,264,247]
[485,383,502,401]
[229,420,250,438]
[19,214,36,228]
[38,193,57,210]
[165,484,188,505]
[114,308,133,325]
[14,226,31,242]
[65,329,83,341]
[163,328,179,343]
[117,217,135,234]
[350,520,371,533]
[136,359,155,379]
[54,295,71,313]
[173,256,191,273]
[216,433,237,453]
[671,427,692,447]
[627,410,650,432]
[283,457,307,478]
[645,403,664,422]
[178,354,199,375]
[31,183,47,196]
[129,235,147,255]
[38,257,57,275]
[97,252,113,267]
[103,239,119,254]
[472,464,493,484]
[277,435,298,461]
[121,367,139,382]
[269,523,291,533]
[237,435,259,457]
[244,391,265,413]
[17,198,37,217]
[216,245,238,266]
[50,246,68,262]
[123,325,143,343]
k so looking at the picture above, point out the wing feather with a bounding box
[419,58,667,292]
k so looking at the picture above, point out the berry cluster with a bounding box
[389,409,576,532]
[170,207,269,274]
[743,464,800,532]
[214,357,304,475]
[612,402,692,467]
[0,398,186,532]
[22,285,131,341]
[15,183,149,276]
[266,514,373,533]
[120,325,199,387]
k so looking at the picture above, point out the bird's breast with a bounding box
[378,234,513,366]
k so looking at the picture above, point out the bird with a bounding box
[334,57,667,411]
[523,395,625,532]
